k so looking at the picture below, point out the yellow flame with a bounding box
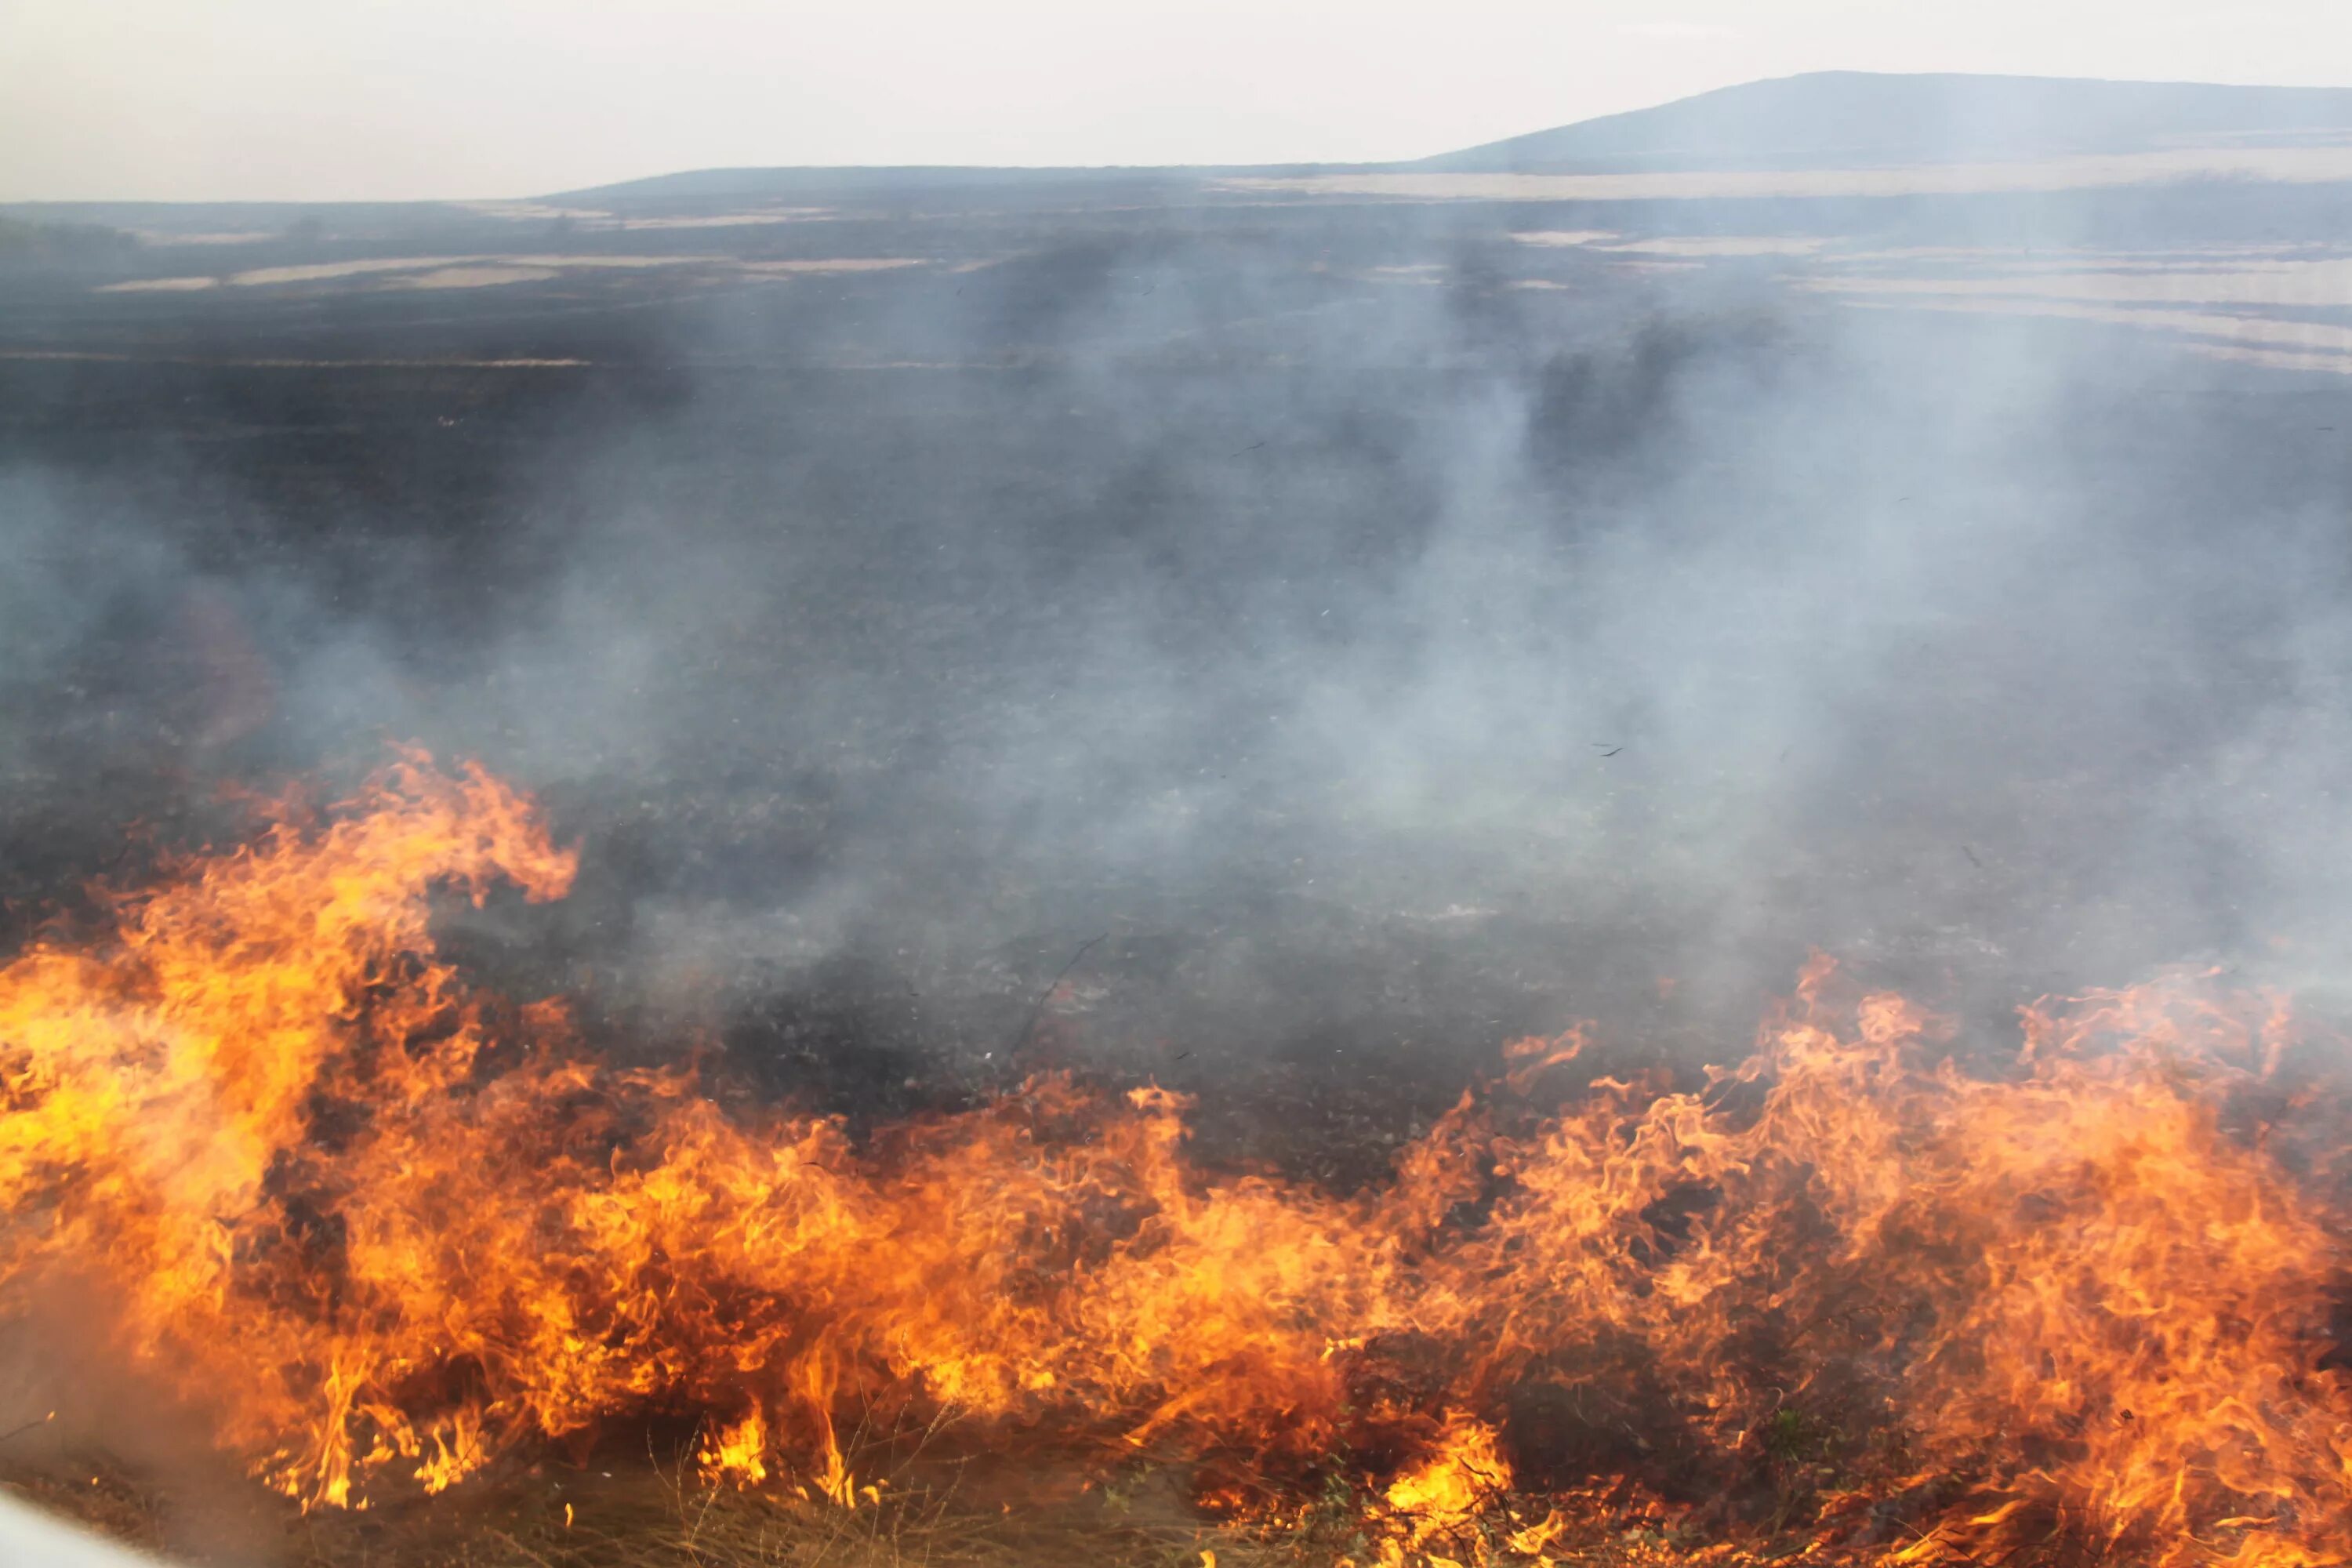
[0,753,2343,1568]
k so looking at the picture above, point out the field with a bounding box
[6,82,2352,1565]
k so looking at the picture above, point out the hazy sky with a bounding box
[3,0,2346,201]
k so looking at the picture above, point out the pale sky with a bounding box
[2,0,2346,203]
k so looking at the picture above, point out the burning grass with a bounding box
[4,752,2350,1567]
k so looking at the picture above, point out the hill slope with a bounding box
[530,72,2352,205]
[1417,71,2352,174]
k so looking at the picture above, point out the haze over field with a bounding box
[3,69,2350,1071]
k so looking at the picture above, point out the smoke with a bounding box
[3,177,2350,1112]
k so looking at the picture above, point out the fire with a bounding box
[2,753,2349,1568]
[1377,1415,1514,1565]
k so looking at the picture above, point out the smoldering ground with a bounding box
[3,194,2352,1147]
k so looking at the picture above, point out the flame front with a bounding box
[2,755,2347,1567]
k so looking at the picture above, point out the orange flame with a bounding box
[2,755,2347,1568]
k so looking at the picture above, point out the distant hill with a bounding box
[13,71,2352,223]
[548,163,1229,210]
[1417,71,2352,174]
[558,71,2352,209]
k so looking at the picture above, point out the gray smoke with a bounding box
[2,146,2350,1113]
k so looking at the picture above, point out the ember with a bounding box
[2,753,2346,1567]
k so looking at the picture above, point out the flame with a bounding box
[2,754,2350,1568]
[700,1411,769,1489]
[1376,1415,1514,1564]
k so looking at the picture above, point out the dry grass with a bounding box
[4,1431,1285,1568]
[0,1403,1869,1568]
